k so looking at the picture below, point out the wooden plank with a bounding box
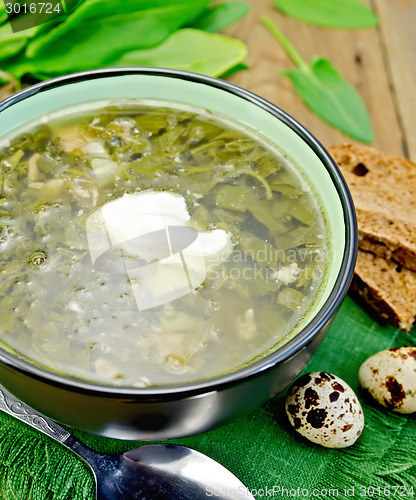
[372,0,416,160]
[224,0,405,156]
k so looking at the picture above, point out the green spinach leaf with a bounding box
[8,1,212,77]
[115,28,247,78]
[2,0,248,83]
[262,16,373,142]
[0,23,39,61]
[25,0,211,58]
[272,0,378,28]
[190,1,250,32]
[0,3,68,62]
[220,62,249,78]
[0,11,8,26]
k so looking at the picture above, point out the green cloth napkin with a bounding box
[1,295,415,500]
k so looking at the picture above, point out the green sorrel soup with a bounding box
[0,101,329,387]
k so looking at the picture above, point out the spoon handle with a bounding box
[0,385,72,446]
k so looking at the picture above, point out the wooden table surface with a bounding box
[225,0,416,161]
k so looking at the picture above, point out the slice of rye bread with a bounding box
[327,143,416,271]
[352,249,416,332]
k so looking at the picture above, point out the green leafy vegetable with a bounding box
[1,0,248,81]
[0,3,66,60]
[216,185,252,211]
[115,29,247,78]
[190,1,250,32]
[277,286,305,311]
[9,1,212,77]
[262,16,373,143]
[220,62,249,78]
[0,23,41,60]
[25,0,211,58]
[0,5,8,25]
[272,0,378,28]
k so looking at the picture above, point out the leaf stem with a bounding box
[261,16,308,71]
[242,169,272,199]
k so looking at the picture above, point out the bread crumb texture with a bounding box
[328,143,416,271]
[328,143,416,331]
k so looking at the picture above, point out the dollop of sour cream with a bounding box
[86,191,232,310]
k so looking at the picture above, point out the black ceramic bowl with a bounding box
[0,68,357,440]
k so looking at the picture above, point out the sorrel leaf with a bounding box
[115,29,247,78]
[262,16,373,142]
[3,0,248,81]
[25,0,212,58]
[272,0,378,28]
[284,58,373,142]
[8,2,213,77]
[0,23,41,61]
[220,62,249,78]
[190,2,250,32]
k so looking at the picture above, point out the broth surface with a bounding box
[0,101,328,387]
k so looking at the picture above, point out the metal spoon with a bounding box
[0,386,254,499]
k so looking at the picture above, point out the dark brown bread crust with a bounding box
[352,250,416,332]
[328,143,416,272]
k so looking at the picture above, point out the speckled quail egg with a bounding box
[359,347,416,413]
[285,372,364,448]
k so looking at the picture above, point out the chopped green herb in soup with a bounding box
[0,102,328,387]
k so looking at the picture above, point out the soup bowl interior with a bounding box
[0,68,356,439]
